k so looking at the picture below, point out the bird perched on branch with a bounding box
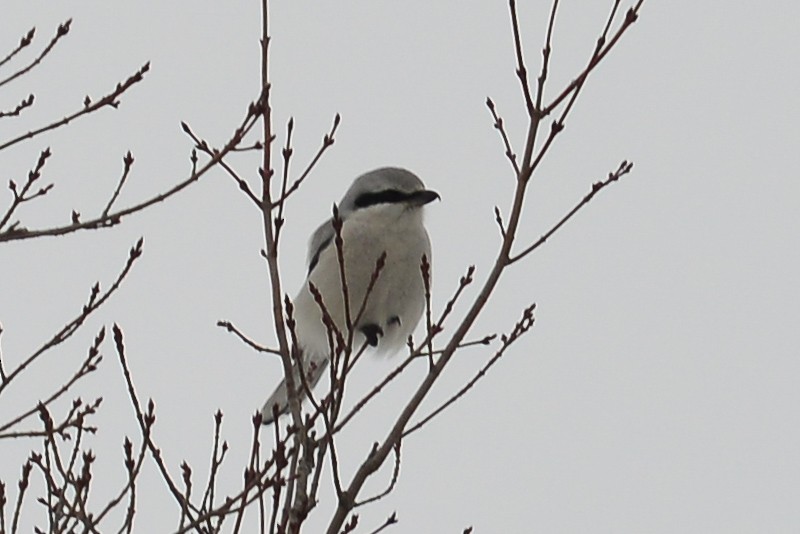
[261,167,439,424]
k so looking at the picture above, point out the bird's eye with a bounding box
[354,189,412,208]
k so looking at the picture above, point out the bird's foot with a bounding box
[360,323,384,346]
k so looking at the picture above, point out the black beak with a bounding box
[411,189,440,206]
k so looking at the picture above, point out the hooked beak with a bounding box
[410,189,440,207]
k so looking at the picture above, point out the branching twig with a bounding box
[101,151,134,218]
[199,411,228,522]
[0,20,71,90]
[11,460,33,533]
[355,442,401,507]
[0,328,104,435]
[403,304,535,437]
[486,98,520,176]
[541,2,642,117]
[411,335,496,357]
[367,512,399,534]
[324,3,643,531]
[0,26,35,69]
[0,148,53,233]
[0,239,143,396]
[113,324,198,522]
[181,121,262,207]
[508,1,535,116]
[217,320,281,356]
[509,160,633,263]
[0,94,34,119]
[0,90,262,242]
[275,114,341,205]
[333,265,476,433]
[274,117,294,243]
[0,61,148,152]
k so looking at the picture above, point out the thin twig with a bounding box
[199,411,227,521]
[276,114,340,205]
[355,442,401,507]
[403,304,535,437]
[217,320,281,355]
[102,151,135,218]
[0,94,34,119]
[0,324,6,382]
[324,3,644,530]
[0,239,143,396]
[494,206,507,238]
[181,121,262,207]
[333,266,476,433]
[509,160,633,264]
[367,513,399,534]
[486,98,520,176]
[421,255,434,370]
[542,2,642,116]
[508,1,535,116]
[274,117,294,243]
[0,328,104,434]
[410,335,496,357]
[0,90,262,242]
[517,0,559,182]
[0,20,71,90]
[0,61,148,152]
[113,324,200,522]
[0,148,52,233]
[0,26,35,69]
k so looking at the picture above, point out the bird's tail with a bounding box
[260,354,329,425]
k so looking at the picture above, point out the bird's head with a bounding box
[338,167,440,217]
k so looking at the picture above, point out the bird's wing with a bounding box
[307,218,334,276]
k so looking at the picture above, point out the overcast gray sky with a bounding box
[1,1,799,532]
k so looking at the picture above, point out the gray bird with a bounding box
[261,167,439,424]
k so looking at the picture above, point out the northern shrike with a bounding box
[261,167,439,424]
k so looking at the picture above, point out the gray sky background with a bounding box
[1,1,799,532]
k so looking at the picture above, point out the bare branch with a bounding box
[0,328,104,436]
[181,120,262,208]
[217,320,281,356]
[355,442,401,507]
[536,0,560,111]
[0,20,71,89]
[0,93,34,119]
[0,323,6,382]
[486,97,520,176]
[367,512,399,534]
[0,239,143,396]
[113,324,199,522]
[333,265,476,433]
[403,304,536,437]
[275,113,341,205]
[542,2,642,117]
[199,411,228,526]
[412,334,496,357]
[11,460,33,533]
[494,206,507,239]
[0,147,53,233]
[509,160,634,264]
[0,92,262,242]
[325,4,645,530]
[274,117,294,243]
[508,1,535,116]
[0,26,35,69]
[101,151,135,218]
[0,61,149,152]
